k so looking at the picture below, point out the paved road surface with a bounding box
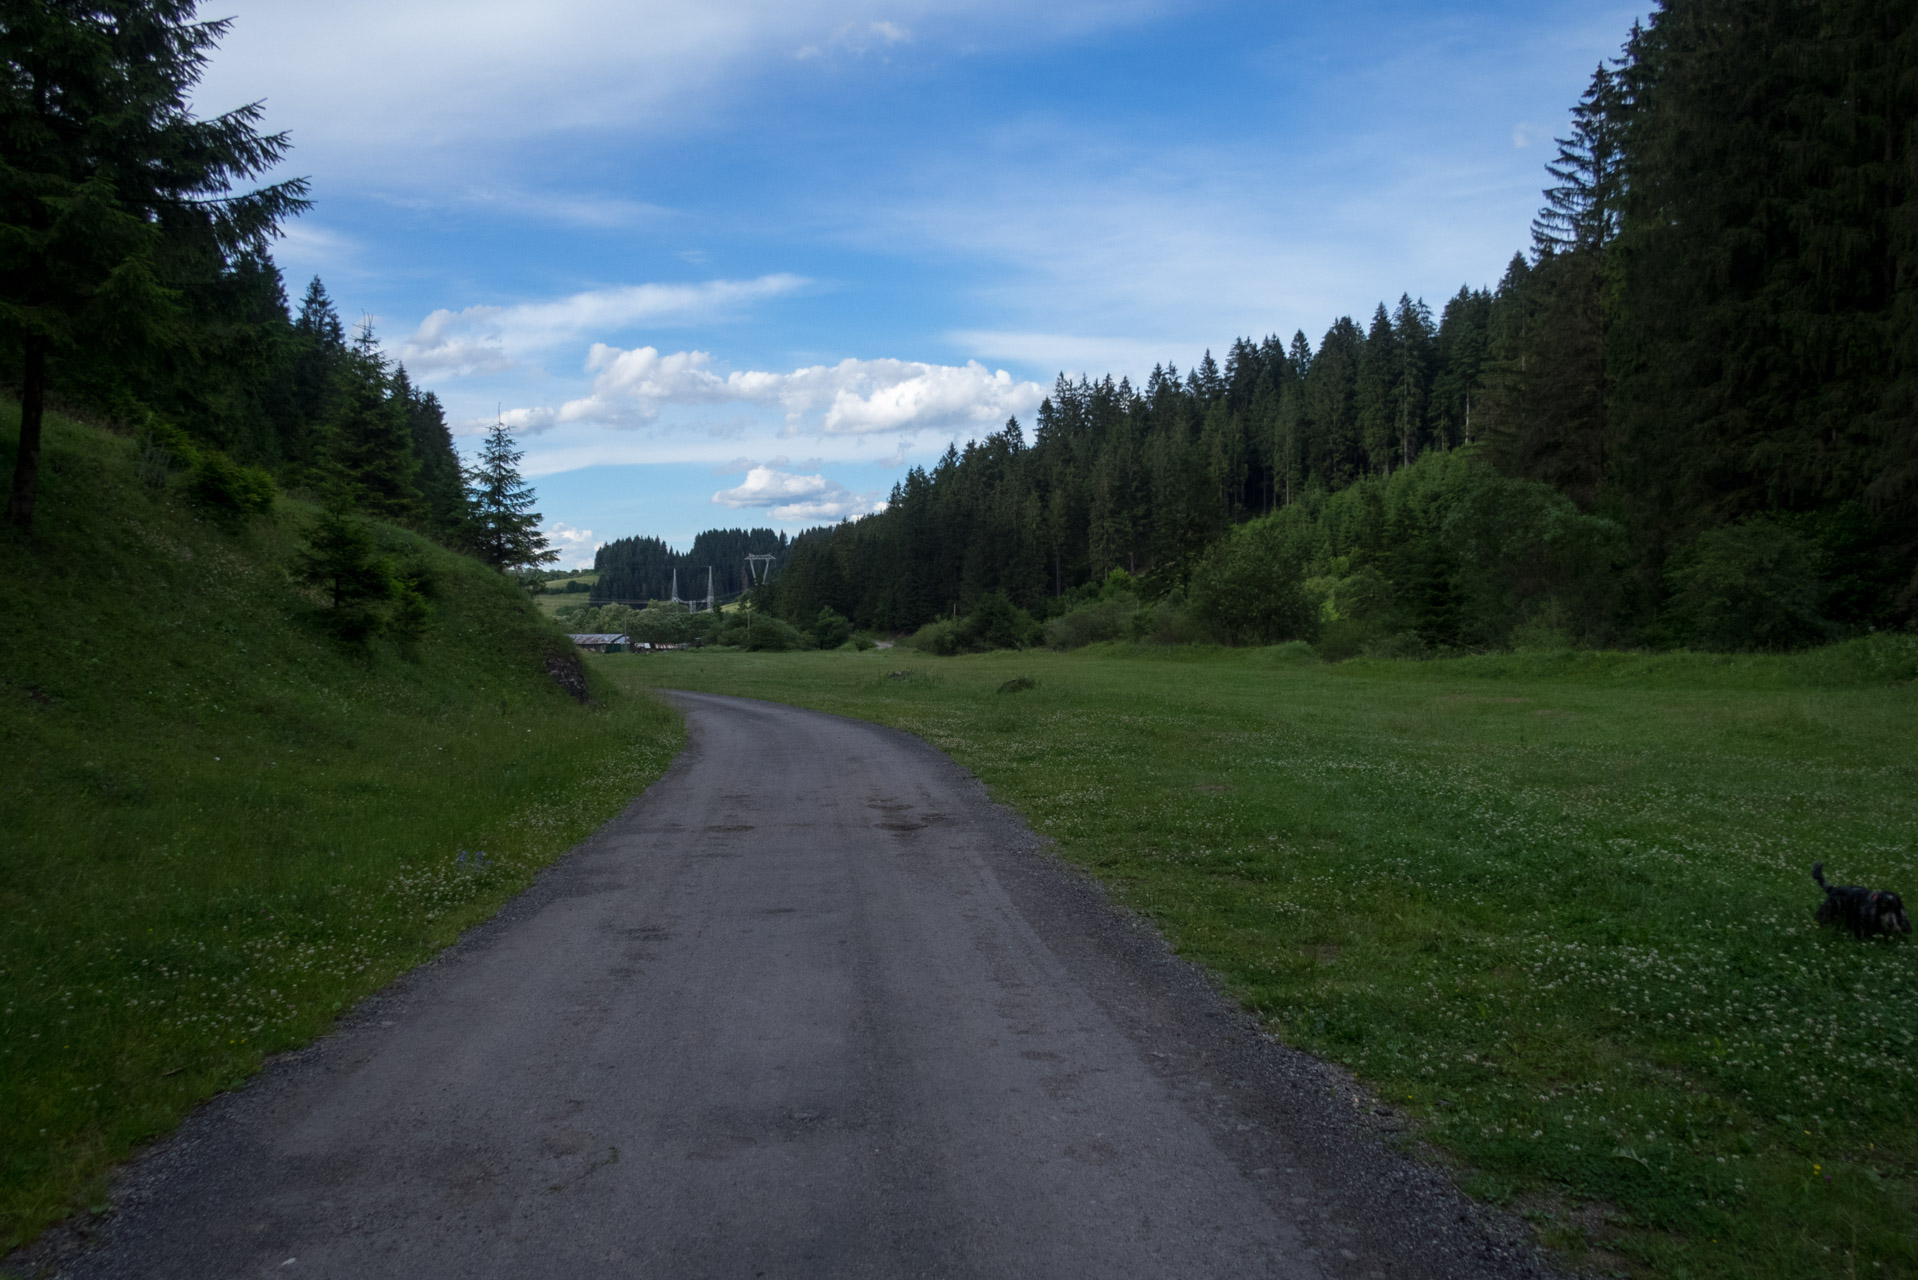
[44,693,1554,1280]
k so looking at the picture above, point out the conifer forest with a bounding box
[733,0,1918,654]
[5,0,1912,655]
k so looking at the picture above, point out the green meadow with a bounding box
[608,643,1918,1280]
[0,413,682,1250]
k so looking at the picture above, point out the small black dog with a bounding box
[1813,863,1912,939]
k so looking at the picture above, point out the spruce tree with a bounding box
[1356,304,1398,474]
[328,322,421,521]
[1,0,308,530]
[1391,294,1434,468]
[1531,64,1625,258]
[467,421,557,572]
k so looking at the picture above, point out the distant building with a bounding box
[567,633,630,654]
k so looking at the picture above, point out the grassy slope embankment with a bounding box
[608,643,1918,1280]
[0,410,681,1250]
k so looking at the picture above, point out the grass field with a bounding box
[607,642,1918,1280]
[0,412,682,1252]
[534,570,599,616]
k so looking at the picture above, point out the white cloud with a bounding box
[1513,122,1540,148]
[398,275,807,376]
[543,347,1044,436]
[711,465,882,522]
[544,521,601,567]
[713,465,834,506]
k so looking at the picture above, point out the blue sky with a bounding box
[196,0,1648,566]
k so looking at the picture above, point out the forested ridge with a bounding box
[754,0,1918,653]
[9,253,474,541]
[0,1,550,575]
[592,527,790,605]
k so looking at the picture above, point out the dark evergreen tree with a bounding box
[1,0,308,530]
[466,421,556,572]
[328,322,421,520]
[394,367,465,536]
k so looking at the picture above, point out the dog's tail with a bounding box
[1813,861,1828,888]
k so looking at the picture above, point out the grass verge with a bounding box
[0,410,682,1251]
[606,642,1917,1280]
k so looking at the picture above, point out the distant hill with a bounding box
[593,528,789,606]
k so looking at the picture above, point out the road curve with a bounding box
[43,693,1555,1280]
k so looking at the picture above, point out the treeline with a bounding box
[27,257,470,540]
[592,529,790,605]
[762,0,1916,652]
[0,1,557,576]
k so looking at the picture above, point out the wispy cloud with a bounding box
[197,1,1175,183]
[796,19,914,60]
[455,186,673,229]
[270,221,364,279]
[399,275,808,376]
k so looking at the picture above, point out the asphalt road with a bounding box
[41,693,1557,1280]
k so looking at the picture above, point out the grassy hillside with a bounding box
[610,643,1918,1280]
[0,410,682,1250]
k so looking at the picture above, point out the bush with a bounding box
[186,449,276,520]
[961,591,1040,650]
[742,614,808,651]
[1130,594,1202,645]
[1044,593,1139,649]
[1187,523,1318,645]
[903,618,963,656]
[1664,520,1828,651]
[813,607,852,650]
[1439,467,1627,647]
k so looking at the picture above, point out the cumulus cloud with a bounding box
[544,521,601,566]
[398,275,807,377]
[544,346,1044,436]
[713,465,834,507]
[711,465,883,522]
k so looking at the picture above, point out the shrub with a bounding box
[903,618,963,656]
[742,614,808,651]
[1664,520,1828,651]
[1044,593,1139,649]
[1130,593,1202,645]
[186,449,276,520]
[1439,467,1628,647]
[1187,523,1318,645]
[961,590,1040,650]
[813,607,852,650]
